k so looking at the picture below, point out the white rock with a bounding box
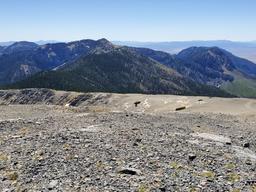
[191,132,231,143]
[233,146,256,161]
[48,180,58,189]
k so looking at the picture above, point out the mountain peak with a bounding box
[97,38,111,44]
[88,38,115,54]
[97,38,114,47]
[4,41,39,54]
[178,46,229,58]
[10,41,38,47]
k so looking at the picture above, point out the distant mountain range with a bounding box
[115,40,256,63]
[2,40,256,62]
[1,38,256,98]
[0,40,59,46]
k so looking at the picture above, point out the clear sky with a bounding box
[0,0,255,42]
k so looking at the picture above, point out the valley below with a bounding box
[0,89,256,191]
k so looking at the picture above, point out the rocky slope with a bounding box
[0,89,255,191]
[0,88,112,107]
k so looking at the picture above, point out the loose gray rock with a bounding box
[243,142,250,148]
[188,153,197,161]
[0,97,255,191]
[118,168,141,175]
[48,180,58,190]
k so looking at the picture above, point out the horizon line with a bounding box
[1,39,256,44]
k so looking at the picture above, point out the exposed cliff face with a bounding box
[0,88,113,107]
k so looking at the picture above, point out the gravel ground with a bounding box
[0,104,256,192]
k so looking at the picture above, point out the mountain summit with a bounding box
[3,41,39,54]
[177,46,256,78]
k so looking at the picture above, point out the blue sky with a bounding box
[0,0,255,42]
